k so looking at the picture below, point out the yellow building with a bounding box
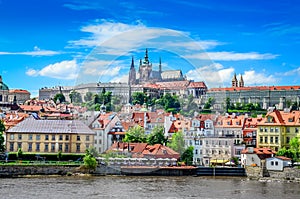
[257,109,300,151]
[6,117,95,154]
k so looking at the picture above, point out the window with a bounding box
[18,134,22,140]
[94,140,97,144]
[76,144,80,152]
[264,136,268,143]
[9,142,14,151]
[36,143,40,152]
[45,135,49,140]
[270,137,274,143]
[86,135,90,141]
[10,134,14,140]
[77,135,80,141]
[52,135,55,141]
[271,161,274,166]
[44,144,49,152]
[28,143,32,152]
[65,135,69,141]
[275,128,279,133]
[65,144,69,153]
[275,137,278,144]
[36,134,41,141]
[264,128,268,133]
[86,144,90,149]
[51,143,55,152]
[17,142,22,149]
[286,137,290,144]
[195,140,199,145]
[287,127,290,133]
[296,128,299,133]
[29,134,33,140]
[275,161,278,166]
[260,137,263,143]
[59,144,63,151]
[259,127,263,132]
[59,135,63,141]
[195,149,198,155]
[270,128,274,133]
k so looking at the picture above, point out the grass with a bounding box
[0,160,83,166]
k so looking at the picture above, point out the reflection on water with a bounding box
[1,176,300,199]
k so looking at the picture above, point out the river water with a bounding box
[1,176,299,199]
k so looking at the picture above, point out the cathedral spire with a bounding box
[131,56,134,69]
[159,57,162,73]
[232,73,238,88]
[144,48,149,64]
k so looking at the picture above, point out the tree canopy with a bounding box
[53,93,66,104]
[181,146,194,166]
[69,90,82,103]
[123,125,147,143]
[168,131,185,155]
[147,126,167,145]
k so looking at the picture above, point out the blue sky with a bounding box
[0,0,300,97]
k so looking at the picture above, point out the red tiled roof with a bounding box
[187,81,207,88]
[275,156,292,161]
[241,147,276,155]
[9,89,30,94]
[209,85,300,92]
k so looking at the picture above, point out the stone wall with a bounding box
[0,165,79,177]
[268,167,300,181]
[245,166,300,182]
[245,166,263,179]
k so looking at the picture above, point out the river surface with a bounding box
[0,176,299,199]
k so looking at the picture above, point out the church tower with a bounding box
[232,73,238,87]
[138,48,152,84]
[239,74,244,87]
[128,56,136,85]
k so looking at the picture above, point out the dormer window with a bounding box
[267,116,274,123]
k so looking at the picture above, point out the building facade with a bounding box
[206,74,300,111]
[6,117,95,153]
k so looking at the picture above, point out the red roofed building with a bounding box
[8,89,31,104]
[206,74,300,111]
[107,142,180,160]
[241,147,276,167]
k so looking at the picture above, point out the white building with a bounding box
[266,156,291,171]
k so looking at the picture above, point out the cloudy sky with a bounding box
[0,0,299,97]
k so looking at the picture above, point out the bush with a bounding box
[7,152,84,161]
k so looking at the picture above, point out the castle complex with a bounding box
[128,49,185,85]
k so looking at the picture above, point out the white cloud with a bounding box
[110,74,129,83]
[242,70,278,85]
[282,67,300,76]
[185,51,278,61]
[186,63,234,88]
[0,47,61,56]
[26,60,78,80]
[80,60,123,76]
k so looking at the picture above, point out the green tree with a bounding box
[147,126,167,145]
[0,120,5,153]
[53,93,66,104]
[17,148,23,159]
[168,131,185,155]
[69,90,82,103]
[181,146,194,166]
[123,125,147,143]
[289,137,300,161]
[204,97,214,109]
[83,152,97,173]
[57,150,62,161]
[87,146,99,157]
[84,92,93,102]
[132,92,148,105]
